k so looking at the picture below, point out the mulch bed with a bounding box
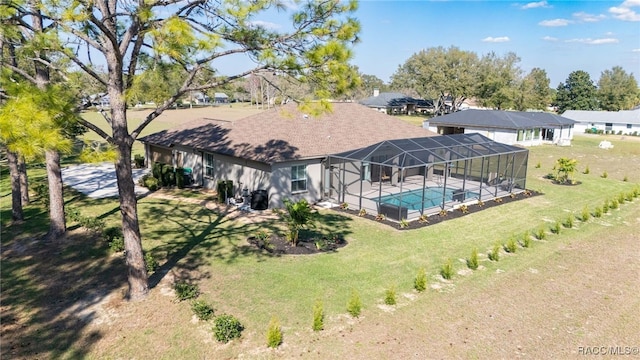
[247,234,347,255]
[332,189,543,231]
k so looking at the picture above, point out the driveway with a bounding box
[61,162,150,199]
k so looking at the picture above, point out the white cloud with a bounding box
[573,11,607,22]
[565,38,620,44]
[248,20,281,30]
[521,1,551,9]
[542,36,558,41]
[539,18,572,26]
[482,36,510,43]
[632,48,640,52]
[609,0,640,21]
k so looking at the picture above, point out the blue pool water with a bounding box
[375,187,479,210]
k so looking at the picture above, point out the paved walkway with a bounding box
[61,162,150,199]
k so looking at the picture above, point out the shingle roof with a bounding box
[428,110,575,129]
[561,109,640,125]
[139,102,437,164]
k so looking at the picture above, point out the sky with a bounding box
[349,0,640,86]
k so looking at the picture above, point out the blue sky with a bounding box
[350,0,640,86]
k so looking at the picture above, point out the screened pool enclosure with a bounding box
[325,133,529,222]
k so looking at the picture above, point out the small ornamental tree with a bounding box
[553,157,578,184]
[274,199,315,246]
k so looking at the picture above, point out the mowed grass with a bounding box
[1,134,639,359]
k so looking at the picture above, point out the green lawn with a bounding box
[1,134,639,358]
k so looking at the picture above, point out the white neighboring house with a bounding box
[423,109,576,146]
[561,108,640,135]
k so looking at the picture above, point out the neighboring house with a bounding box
[424,110,576,146]
[561,108,640,135]
[139,102,437,209]
[214,92,229,103]
[190,92,210,104]
[359,90,433,115]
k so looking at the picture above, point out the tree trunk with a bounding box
[7,150,24,222]
[45,149,66,240]
[18,156,29,205]
[116,139,149,300]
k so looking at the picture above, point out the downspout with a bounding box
[441,163,449,210]
[421,165,427,215]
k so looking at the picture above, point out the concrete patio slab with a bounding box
[61,162,150,199]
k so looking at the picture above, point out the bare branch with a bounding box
[77,117,114,144]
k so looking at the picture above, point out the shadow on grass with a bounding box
[0,230,127,359]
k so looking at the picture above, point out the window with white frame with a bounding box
[204,153,214,177]
[291,165,307,192]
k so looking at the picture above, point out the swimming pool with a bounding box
[375,187,479,210]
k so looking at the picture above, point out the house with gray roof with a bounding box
[139,102,530,218]
[359,90,433,115]
[424,110,576,146]
[561,108,640,135]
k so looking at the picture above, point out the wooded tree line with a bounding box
[366,46,639,114]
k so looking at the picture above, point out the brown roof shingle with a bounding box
[139,102,437,164]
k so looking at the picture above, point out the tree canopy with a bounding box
[597,66,639,111]
[555,70,598,113]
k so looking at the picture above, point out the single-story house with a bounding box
[359,90,433,115]
[139,102,529,220]
[214,92,229,103]
[561,108,640,135]
[424,110,576,146]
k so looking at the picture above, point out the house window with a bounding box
[361,162,371,181]
[204,153,214,178]
[627,124,633,129]
[517,130,524,142]
[525,129,533,140]
[605,123,613,131]
[534,128,540,138]
[291,165,307,192]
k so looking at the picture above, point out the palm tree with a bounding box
[275,199,315,246]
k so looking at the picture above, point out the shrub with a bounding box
[384,286,397,305]
[593,206,603,218]
[583,165,590,174]
[108,236,125,253]
[626,192,634,202]
[504,237,517,253]
[580,206,590,222]
[103,225,123,243]
[476,200,485,207]
[133,154,145,168]
[274,198,315,246]
[610,198,619,209]
[358,208,367,217]
[467,248,479,270]
[191,299,215,321]
[602,199,609,213]
[176,167,185,189]
[440,258,454,280]
[623,175,629,182]
[66,207,82,222]
[535,161,541,168]
[417,214,429,224]
[213,314,244,343]
[550,221,562,235]
[414,267,427,292]
[312,301,324,331]
[521,231,531,248]
[535,226,547,240]
[174,281,199,301]
[347,290,362,317]
[144,252,159,273]
[399,218,409,229]
[439,209,448,217]
[340,202,349,210]
[563,214,575,228]
[601,170,608,178]
[79,216,106,233]
[488,244,500,261]
[375,213,386,221]
[617,192,626,204]
[266,316,283,348]
[143,176,159,191]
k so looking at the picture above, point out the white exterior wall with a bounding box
[574,121,640,135]
[426,124,573,146]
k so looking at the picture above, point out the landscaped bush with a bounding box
[617,192,626,204]
[583,165,590,174]
[440,259,454,280]
[175,167,185,189]
[553,157,578,184]
[488,244,500,261]
[384,286,397,305]
[347,290,362,317]
[266,316,283,348]
[108,235,125,253]
[144,251,159,273]
[312,301,324,331]
[593,206,603,218]
[602,199,610,213]
[414,267,427,292]
[623,175,629,182]
[191,299,215,321]
[535,226,547,240]
[610,198,619,209]
[133,154,145,168]
[213,314,244,343]
[79,216,106,233]
[274,198,315,246]
[581,206,590,222]
[563,214,575,228]
[399,218,409,228]
[550,220,562,235]
[535,161,541,168]
[66,207,82,222]
[521,231,531,248]
[504,237,517,253]
[467,248,479,270]
[174,281,199,301]
[601,170,608,178]
[142,175,159,191]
